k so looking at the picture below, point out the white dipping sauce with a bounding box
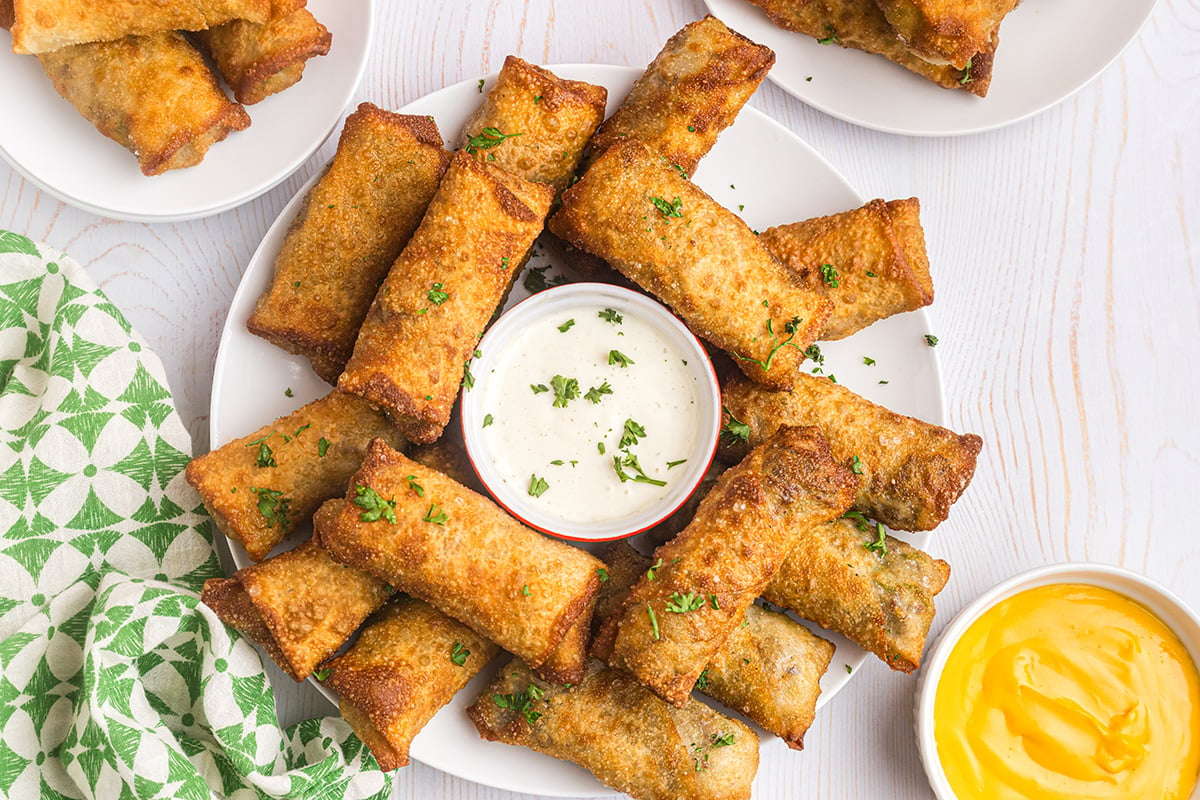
[478,304,701,525]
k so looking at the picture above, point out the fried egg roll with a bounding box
[593,426,856,706]
[193,6,331,105]
[720,372,983,531]
[468,659,759,800]
[317,439,602,672]
[762,516,950,672]
[339,152,555,443]
[322,597,500,770]
[185,390,407,561]
[549,137,832,391]
[744,0,993,96]
[760,198,934,340]
[874,0,1018,69]
[201,536,394,681]
[585,15,774,176]
[36,31,251,176]
[461,56,607,195]
[247,104,450,383]
[600,543,833,749]
[10,0,268,53]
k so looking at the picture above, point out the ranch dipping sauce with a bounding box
[462,283,720,540]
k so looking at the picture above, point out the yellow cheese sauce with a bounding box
[934,583,1200,800]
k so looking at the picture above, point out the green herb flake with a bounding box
[851,454,864,475]
[464,126,522,154]
[531,383,550,395]
[312,667,331,681]
[619,418,647,449]
[493,686,544,724]
[427,282,450,306]
[608,349,635,368]
[865,522,888,557]
[521,584,532,596]
[863,356,876,366]
[354,484,397,524]
[612,452,667,486]
[596,567,609,582]
[404,475,425,497]
[523,264,566,293]
[866,270,878,277]
[284,387,294,398]
[666,591,705,613]
[650,195,684,220]
[727,316,804,373]
[483,413,494,428]
[647,604,660,640]
[708,594,720,610]
[820,263,840,288]
[557,318,576,333]
[845,664,853,674]
[721,406,751,444]
[666,459,687,469]
[250,438,276,468]
[597,441,606,455]
[959,57,974,85]
[598,308,623,324]
[711,732,735,748]
[529,474,550,498]
[462,359,476,390]
[585,381,613,404]
[451,641,470,666]
[250,487,291,529]
[317,437,330,457]
[925,334,939,347]
[696,669,710,689]
[533,94,542,104]
[817,25,841,44]
[423,503,449,525]
[477,79,485,93]
[550,375,580,407]
[646,557,664,581]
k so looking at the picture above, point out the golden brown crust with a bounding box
[467,659,759,800]
[874,0,1018,69]
[338,152,554,442]
[11,0,269,53]
[405,439,483,494]
[201,538,394,680]
[461,56,607,194]
[599,543,833,749]
[36,32,251,176]
[324,598,500,770]
[317,440,602,670]
[185,390,407,561]
[192,7,331,105]
[594,426,856,706]
[549,137,831,391]
[720,372,983,531]
[762,516,950,671]
[585,15,774,175]
[759,197,934,340]
[745,0,993,96]
[247,104,450,383]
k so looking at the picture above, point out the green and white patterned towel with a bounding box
[0,231,390,800]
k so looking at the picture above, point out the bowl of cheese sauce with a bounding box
[461,283,720,541]
[916,563,1200,800]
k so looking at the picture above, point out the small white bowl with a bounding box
[915,562,1200,800]
[460,283,721,542]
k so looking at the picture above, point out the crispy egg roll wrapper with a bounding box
[744,0,992,96]
[760,198,934,340]
[338,152,555,443]
[36,32,251,176]
[600,543,833,749]
[549,137,832,391]
[10,0,268,53]
[185,390,407,561]
[762,516,950,672]
[317,439,601,671]
[323,597,500,770]
[201,536,394,681]
[247,104,450,382]
[720,372,983,531]
[405,436,591,683]
[461,56,607,195]
[585,15,774,176]
[468,659,758,800]
[874,0,1018,69]
[192,6,331,105]
[593,426,856,706]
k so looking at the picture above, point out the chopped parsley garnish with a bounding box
[451,641,470,666]
[312,667,331,682]
[521,584,532,596]
[647,605,660,640]
[866,270,878,277]
[805,343,824,365]
[557,318,576,333]
[863,356,876,366]
[584,381,613,404]
[696,669,710,689]
[354,484,397,523]
[529,474,550,497]
[493,684,544,724]
[522,264,567,293]
[250,487,290,529]
[820,263,840,287]
[477,79,485,92]
[711,732,736,748]
[817,25,841,44]
[427,282,450,306]
[865,522,888,556]
[462,358,476,390]
[708,594,720,610]
[925,334,939,347]
[550,459,564,466]
[531,383,550,395]
[608,349,634,368]
[666,459,687,469]
[670,163,689,179]
[482,413,494,428]
[596,567,609,582]
[533,95,542,104]
[597,442,606,455]
[728,316,804,372]
[851,455,864,475]
[550,375,580,407]
[666,591,706,613]
[650,195,684,220]
[291,423,311,439]
[612,452,667,486]
[404,475,425,497]
[619,418,647,449]
[251,438,276,468]
[845,664,853,674]
[422,503,448,525]
[464,126,522,154]
[598,308,623,324]
[646,557,664,581]
[317,437,330,457]
[284,387,293,398]
[721,406,751,444]
[959,57,974,85]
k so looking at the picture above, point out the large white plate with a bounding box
[705,0,1157,136]
[0,0,373,222]
[210,64,944,797]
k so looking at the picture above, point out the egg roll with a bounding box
[316,439,601,672]
[760,198,934,340]
[200,536,394,681]
[10,0,268,53]
[185,390,407,561]
[247,104,450,383]
[762,516,950,672]
[720,372,983,531]
[322,597,500,770]
[192,5,331,105]
[600,542,833,749]
[744,0,992,96]
[593,426,856,706]
[874,0,1018,70]
[549,137,832,391]
[461,56,606,195]
[467,659,759,800]
[338,152,555,443]
[585,15,774,177]
[35,31,251,176]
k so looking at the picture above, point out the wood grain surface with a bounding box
[2,1,1197,797]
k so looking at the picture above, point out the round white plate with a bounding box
[704,0,1157,136]
[211,64,944,797]
[0,0,373,222]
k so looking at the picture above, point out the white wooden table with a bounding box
[3,1,1197,797]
